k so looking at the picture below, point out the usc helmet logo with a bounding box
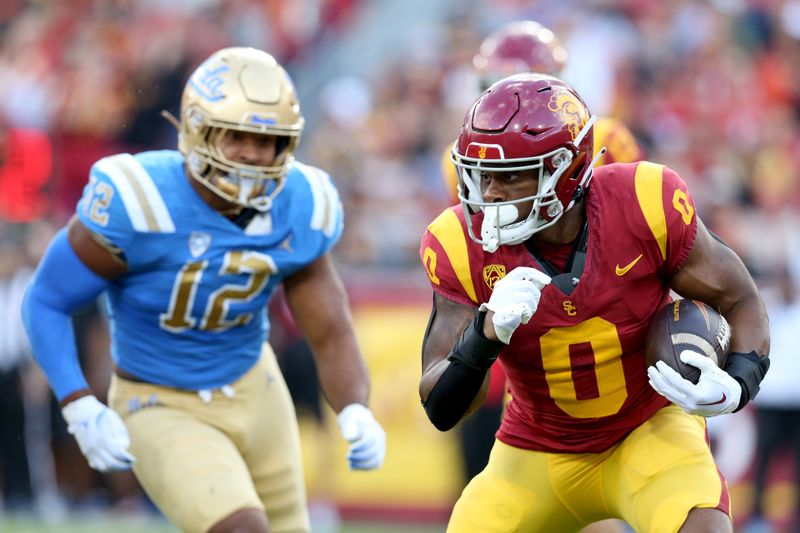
[483,264,506,290]
[478,146,488,159]
[548,89,588,141]
[562,300,577,316]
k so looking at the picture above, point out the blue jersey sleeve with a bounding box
[21,229,111,401]
[76,156,137,254]
[76,153,177,260]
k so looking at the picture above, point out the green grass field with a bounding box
[0,515,445,533]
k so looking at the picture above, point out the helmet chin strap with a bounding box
[218,172,274,212]
[236,175,257,204]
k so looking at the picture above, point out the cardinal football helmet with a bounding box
[473,21,568,91]
[452,74,603,252]
[178,47,304,211]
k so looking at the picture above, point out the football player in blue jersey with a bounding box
[21,47,386,533]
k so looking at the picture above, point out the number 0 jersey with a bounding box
[420,161,698,453]
[77,150,343,390]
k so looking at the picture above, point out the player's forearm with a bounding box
[21,229,110,401]
[723,293,770,357]
[22,288,89,401]
[421,311,500,431]
[312,332,370,412]
[721,292,770,411]
[676,221,769,356]
[422,359,490,431]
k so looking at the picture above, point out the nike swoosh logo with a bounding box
[615,254,643,276]
[698,393,727,406]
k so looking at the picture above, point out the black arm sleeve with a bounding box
[423,311,505,431]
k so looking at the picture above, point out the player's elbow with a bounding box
[20,281,52,332]
[21,272,71,324]
[423,399,462,432]
[20,283,35,331]
[423,388,487,432]
[421,358,489,431]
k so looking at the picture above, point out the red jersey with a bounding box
[419,162,698,453]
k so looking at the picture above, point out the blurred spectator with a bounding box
[0,222,65,520]
[746,267,800,532]
[0,117,52,223]
[0,225,36,511]
[2,0,795,275]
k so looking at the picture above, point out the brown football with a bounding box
[644,299,731,384]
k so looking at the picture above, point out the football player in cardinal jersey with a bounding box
[420,74,769,532]
[21,47,385,533]
[438,24,643,533]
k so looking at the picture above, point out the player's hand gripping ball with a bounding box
[646,299,742,417]
[644,299,731,384]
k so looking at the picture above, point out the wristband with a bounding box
[447,310,505,371]
[724,351,769,412]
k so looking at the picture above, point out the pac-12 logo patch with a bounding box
[188,231,212,258]
[483,264,506,290]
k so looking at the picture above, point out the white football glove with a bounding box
[647,350,741,417]
[337,403,386,470]
[61,395,135,472]
[479,267,551,344]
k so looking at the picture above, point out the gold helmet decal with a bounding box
[547,88,588,141]
[178,47,305,211]
[483,264,506,290]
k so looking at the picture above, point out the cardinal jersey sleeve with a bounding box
[420,208,481,307]
[76,153,176,259]
[630,161,698,275]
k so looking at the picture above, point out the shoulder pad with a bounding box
[421,208,480,305]
[92,153,175,233]
[292,162,342,238]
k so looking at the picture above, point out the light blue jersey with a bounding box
[76,150,343,390]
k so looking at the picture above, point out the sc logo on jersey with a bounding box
[483,265,506,290]
[562,300,577,316]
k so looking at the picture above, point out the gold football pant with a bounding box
[108,345,309,533]
[447,405,730,533]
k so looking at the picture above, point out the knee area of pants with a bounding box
[207,508,269,533]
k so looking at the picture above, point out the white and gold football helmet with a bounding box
[177,47,304,211]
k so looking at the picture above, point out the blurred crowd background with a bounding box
[0,0,799,531]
